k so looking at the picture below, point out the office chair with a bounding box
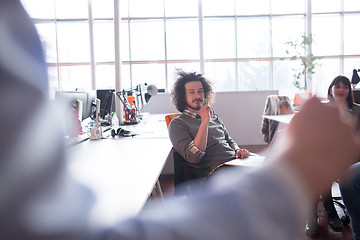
[329,184,350,225]
[165,113,181,128]
[261,95,294,144]
[165,113,202,196]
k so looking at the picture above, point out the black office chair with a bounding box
[330,186,351,225]
[165,114,203,196]
[172,150,204,196]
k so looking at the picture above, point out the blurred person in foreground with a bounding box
[1,0,360,239]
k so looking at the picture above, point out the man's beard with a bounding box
[187,98,203,111]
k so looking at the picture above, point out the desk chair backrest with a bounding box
[165,113,181,128]
[165,113,200,196]
[261,95,294,144]
[263,95,294,116]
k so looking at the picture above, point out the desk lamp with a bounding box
[145,84,158,103]
[116,84,158,124]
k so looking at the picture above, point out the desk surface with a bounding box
[262,114,294,124]
[67,114,171,226]
[121,113,169,139]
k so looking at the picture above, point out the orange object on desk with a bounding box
[294,92,312,106]
[127,96,135,106]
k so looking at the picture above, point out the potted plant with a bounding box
[282,33,322,92]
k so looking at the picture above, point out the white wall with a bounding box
[143,90,278,175]
[211,91,278,145]
[142,93,177,114]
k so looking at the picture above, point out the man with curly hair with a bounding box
[168,69,250,178]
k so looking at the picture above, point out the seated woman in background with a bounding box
[306,75,360,236]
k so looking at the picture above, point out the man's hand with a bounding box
[270,97,360,199]
[193,104,212,152]
[199,104,212,123]
[236,149,250,159]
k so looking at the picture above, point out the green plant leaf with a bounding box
[283,33,321,91]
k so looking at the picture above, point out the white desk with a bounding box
[67,114,171,227]
[121,113,169,139]
[262,114,294,124]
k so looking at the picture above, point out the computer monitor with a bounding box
[55,90,96,121]
[96,89,115,119]
[354,89,360,104]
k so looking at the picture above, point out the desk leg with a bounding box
[151,180,164,199]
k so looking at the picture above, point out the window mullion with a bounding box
[234,0,239,91]
[88,0,96,90]
[53,0,61,90]
[340,0,344,74]
[198,0,204,73]
[163,0,168,92]
[114,0,123,122]
[306,0,312,92]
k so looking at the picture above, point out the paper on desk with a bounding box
[225,153,265,167]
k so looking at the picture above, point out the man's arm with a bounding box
[168,105,213,164]
[169,117,205,164]
[192,104,212,151]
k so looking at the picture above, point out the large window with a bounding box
[21,0,360,99]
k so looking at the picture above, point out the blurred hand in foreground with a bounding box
[270,97,360,199]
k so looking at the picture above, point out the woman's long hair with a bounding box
[327,75,354,109]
